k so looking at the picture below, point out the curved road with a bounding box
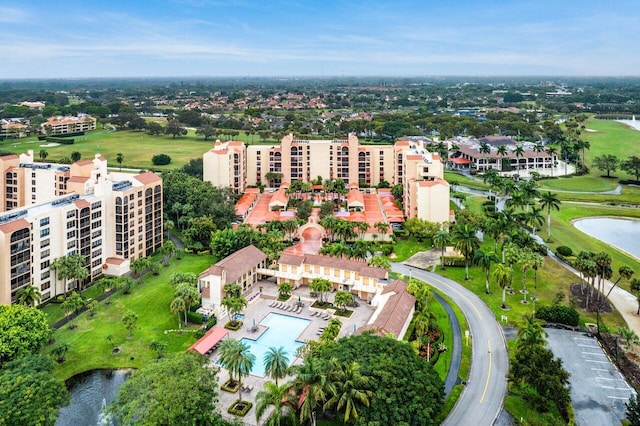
[392,264,509,426]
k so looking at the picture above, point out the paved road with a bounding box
[392,264,509,426]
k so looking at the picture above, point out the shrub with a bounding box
[194,329,206,339]
[186,311,204,325]
[556,246,573,257]
[227,400,252,416]
[46,136,74,145]
[393,229,410,239]
[205,315,217,329]
[152,154,172,165]
[441,256,466,267]
[536,305,580,327]
[379,243,394,256]
[224,320,242,331]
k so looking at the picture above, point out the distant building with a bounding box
[19,101,46,109]
[41,114,96,135]
[0,119,28,139]
[0,151,163,305]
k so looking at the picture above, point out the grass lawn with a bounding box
[445,171,491,191]
[0,128,282,171]
[385,236,432,262]
[43,253,217,380]
[538,174,619,192]
[435,248,626,331]
[549,202,640,291]
[550,185,640,204]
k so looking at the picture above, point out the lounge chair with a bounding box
[269,301,276,307]
[310,311,317,317]
[275,302,282,309]
[286,305,293,312]
[296,306,302,314]
[323,314,330,320]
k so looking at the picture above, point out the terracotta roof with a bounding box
[417,179,448,187]
[0,218,30,234]
[211,149,228,155]
[74,199,90,209]
[358,279,415,338]
[188,327,228,355]
[269,188,288,207]
[235,191,258,216]
[105,257,125,265]
[74,159,93,166]
[200,245,267,285]
[278,253,387,279]
[134,171,161,185]
[347,189,364,206]
[67,176,90,183]
[449,157,472,164]
[0,154,19,160]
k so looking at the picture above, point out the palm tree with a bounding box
[514,144,525,172]
[497,144,508,171]
[264,347,290,386]
[516,313,547,350]
[492,263,511,309]
[451,224,481,280]
[51,254,89,291]
[255,381,296,426]
[174,283,200,325]
[413,307,435,338]
[433,229,451,270]
[16,285,42,307]
[539,191,561,241]
[473,249,499,294]
[374,221,388,240]
[526,206,545,235]
[293,357,337,426]
[39,149,48,160]
[324,361,374,423]
[219,339,255,402]
[116,152,124,170]
[545,146,558,177]
[170,296,186,326]
[534,142,544,171]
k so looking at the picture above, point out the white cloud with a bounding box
[0,6,26,23]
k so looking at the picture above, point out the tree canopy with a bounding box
[109,352,229,425]
[0,355,69,425]
[0,305,50,364]
[310,333,444,425]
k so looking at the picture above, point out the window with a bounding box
[67,221,75,229]
[91,201,101,209]
[41,281,51,291]
[67,230,76,239]
[67,210,76,219]
[41,271,50,280]
[41,249,50,259]
[67,240,76,249]
[41,239,50,248]
[39,217,50,226]
[40,260,50,270]
[40,228,50,237]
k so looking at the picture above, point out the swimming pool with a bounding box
[240,313,310,376]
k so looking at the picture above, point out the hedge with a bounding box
[46,136,74,145]
[441,256,466,267]
[536,305,580,327]
[186,311,204,325]
[556,246,573,257]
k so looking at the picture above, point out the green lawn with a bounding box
[0,128,281,171]
[549,202,640,291]
[436,247,626,331]
[538,174,619,192]
[444,171,491,191]
[43,253,216,380]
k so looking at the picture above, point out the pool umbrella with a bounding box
[298,295,301,303]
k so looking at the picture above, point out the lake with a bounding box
[573,217,640,260]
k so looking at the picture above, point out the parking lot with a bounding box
[546,328,635,425]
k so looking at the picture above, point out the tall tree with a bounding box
[16,285,42,307]
[110,352,224,425]
[621,155,640,182]
[539,191,561,241]
[264,346,290,386]
[324,361,374,423]
[433,229,451,270]
[593,154,619,178]
[51,254,88,291]
[0,305,50,364]
[255,381,296,426]
[473,249,499,294]
[116,152,124,170]
[492,263,512,309]
[452,224,481,280]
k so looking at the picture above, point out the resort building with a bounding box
[198,245,268,319]
[357,279,415,340]
[448,136,558,173]
[205,134,450,223]
[275,253,388,302]
[0,119,28,139]
[41,114,97,135]
[0,151,163,305]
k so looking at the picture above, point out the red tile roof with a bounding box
[67,176,90,183]
[0,218,30,234]
[105,257,125,265]
[134,171,161,185]
[200,245,267,285]
[357,279,415,338]
[188,327,229,355]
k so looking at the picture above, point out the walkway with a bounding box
[391,263,508,426]
[431,291,463,395]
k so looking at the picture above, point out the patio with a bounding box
[212,280,375,425]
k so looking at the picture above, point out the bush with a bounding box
[194,329,206,339]
[536,305,580,327]
[152,154,172,165]
[205,315,217,329]
[227,400,252,416]
[379,243,394,256]
[224,320,242,331]
[186,311,204,325]
[46,136,74,145]
[393,229,410,239]
[441,256,466,267]
[556,246,573,257]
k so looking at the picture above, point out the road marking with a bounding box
[426,274,483,320]
[586,360,610,364]
[574,337,596,342]
[591,368,609,371]
[577,343,600,348]
[609,396,632,400]
[581,351,607,356]
[596,377,626,381]
[599,385,632,390]
[480,340,492,403]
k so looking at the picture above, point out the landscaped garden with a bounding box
[42,252,216,379]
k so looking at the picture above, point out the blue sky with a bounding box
[1,0,638,78]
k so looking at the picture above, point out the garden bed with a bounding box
[227,400,252,417]
[224,320,243,331]
[333,309,353,318]
[221,379,241,393]
[312,301,334,309]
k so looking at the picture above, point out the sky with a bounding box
[1,0,639,79]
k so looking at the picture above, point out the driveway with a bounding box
[546,328,635,425]
[391,264,508,426]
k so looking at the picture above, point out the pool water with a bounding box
[240,313,310,376]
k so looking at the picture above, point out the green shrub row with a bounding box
[46,136,74,144]
[536,305,580,327]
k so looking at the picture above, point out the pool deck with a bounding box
[213,280,376,425]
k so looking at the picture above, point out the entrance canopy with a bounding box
[188,326,229,355]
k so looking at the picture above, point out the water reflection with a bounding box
[573,217,640,259]
[56,369,130,426]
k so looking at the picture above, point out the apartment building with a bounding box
[0,152,163,305]
[204,134,450,223]
[41,114,97,135]
[0,119,28,139]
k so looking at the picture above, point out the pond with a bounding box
[573,217,640,260]
[56,369,130,426]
